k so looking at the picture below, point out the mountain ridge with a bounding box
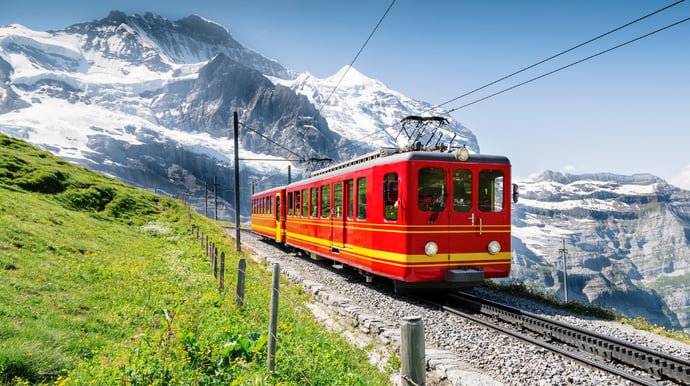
[1,11,688,331]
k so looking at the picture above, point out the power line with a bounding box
[239,121,306,161]
[430,0,686,112]
[331,4,688,156]
[447,17,690,113]
[314,0,397,119]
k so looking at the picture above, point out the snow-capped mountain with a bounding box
[512,171,690,329]
[273,67,479,158]
[3,11,688,330]
[0,11,473,219]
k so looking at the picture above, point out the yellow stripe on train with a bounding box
[286,231,510,266]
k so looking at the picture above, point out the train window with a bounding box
[357,177,367,220]
[383,173,398,221]
[302,188,309,217]
[334,183,343,219]
[453,169,472,212]
[294,190,300,217]
[478,170,504,213]
[418,168,447,212]
[345,180,354,220]
[287,192,293,216]
[310,187,318,217]
[320,184,330,218]
[275,195,281,221]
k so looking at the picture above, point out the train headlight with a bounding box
[455,145,470,161]
[424,241,438,256]
[488,241,501,255]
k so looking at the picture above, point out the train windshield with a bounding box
[478,170,504,212]
[418,168,447,212]
[452,169,472,212]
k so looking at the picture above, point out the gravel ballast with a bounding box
[235,231,690,385]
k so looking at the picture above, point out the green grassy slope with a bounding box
[0,134,390,385]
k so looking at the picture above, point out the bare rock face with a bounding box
[512,171,690,330]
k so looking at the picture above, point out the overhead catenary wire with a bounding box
[429,0,686,112]
[333,5,690,155]
[239,121,306,161]
[313,0,397,120]
[446,17,690,113]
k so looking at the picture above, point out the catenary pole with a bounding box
[560,239,569,302]
[234,111,241,252]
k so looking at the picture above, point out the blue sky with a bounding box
[3,0,689,187]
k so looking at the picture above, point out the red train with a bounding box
[251,146,516,291]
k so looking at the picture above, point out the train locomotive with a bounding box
[251,120,516,291]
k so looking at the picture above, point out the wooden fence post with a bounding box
[236,259,246,308]
[213,245,218,279]
[267,263,280,372]
[219,251,225,291]
[401,316,425,386]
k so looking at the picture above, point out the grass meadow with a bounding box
[0,133,390,385]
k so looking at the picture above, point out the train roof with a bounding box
[252,149,510,196]
[311,149,508,176]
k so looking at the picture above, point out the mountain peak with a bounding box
[106,10,127,24]
[326,65,379,88]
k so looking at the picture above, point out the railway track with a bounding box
[422,291,690,385]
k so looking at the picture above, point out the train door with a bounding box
[448,166,508,258]
[275,191,285,242]
[331,182,345,248]
[417,167,451,265]
[448,168,477,263]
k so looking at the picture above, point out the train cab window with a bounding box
[334,183,343,219]
[310,187,318,217]
[287,192,293,216]
[357,177,367,220]
[320,184,330,218]
[453,169,472,212]
[383,173,399,221]
[418,168,447,212]
[345,180,354,220]
[478,170,504,213]
[302,188,309,217]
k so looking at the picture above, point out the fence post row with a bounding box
[401,316,426,386]
[267,263,280,372]
[236,258,246,308]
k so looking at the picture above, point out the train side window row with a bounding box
[251,196,274,215]
[284,177,367,220]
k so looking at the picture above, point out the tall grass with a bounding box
[0,134,390,385]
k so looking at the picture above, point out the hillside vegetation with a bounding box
[0,133,389,385]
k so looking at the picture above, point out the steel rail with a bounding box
[448,291,690,385]
[420,296,662,386]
